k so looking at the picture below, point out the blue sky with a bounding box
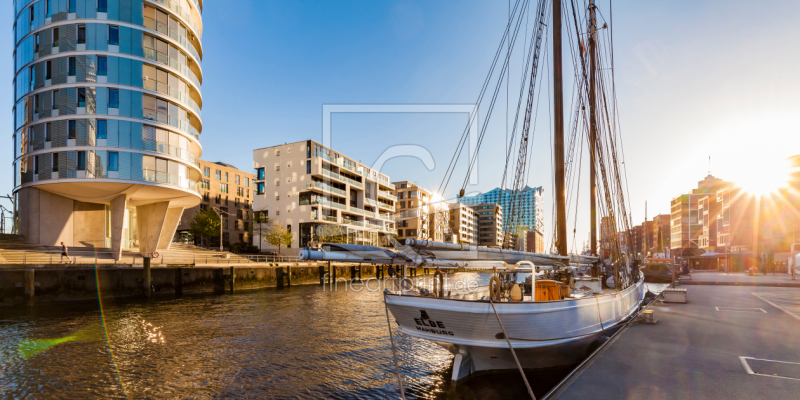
[4,0,800,252]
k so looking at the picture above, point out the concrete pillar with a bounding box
[143,257,152,297]
[157,207,184,250]
[24,269,35,305]
[229,266,235,293]
[110,194,127,260]
[136,201,170,256]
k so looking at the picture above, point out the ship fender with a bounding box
[451,349,473,385]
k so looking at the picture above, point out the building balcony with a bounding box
[378,190,397,200]
[319,168,363,188]
[300,198,346,210]
[305,181,346,196]
[312,213,338,223]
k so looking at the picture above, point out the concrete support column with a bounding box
[110,194,128,260]
[143,257,152,297]
[136,201,170,256]
[24,269,35,305]
[157,207,184,250]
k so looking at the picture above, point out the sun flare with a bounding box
[736,157,792,195]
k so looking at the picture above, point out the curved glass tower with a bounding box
[12,0,203,257]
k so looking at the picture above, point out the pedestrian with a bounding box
[60,242,72,264]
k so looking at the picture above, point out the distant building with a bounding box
[429,197,453,243]
[449,202,477,245]
[471,203,503,248]
[252,140,396,255]
[176,161,255,249]
[392,181,431,242]
[526,229,544,253]
[460,186,544,233]
[651,214,671,254]
[670,174,731,256]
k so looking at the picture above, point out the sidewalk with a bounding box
[680,270,800,287]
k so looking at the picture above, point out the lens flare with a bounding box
[737,157,791,195]
[94,249,129,399]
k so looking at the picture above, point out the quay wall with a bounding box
[0,264,429,307]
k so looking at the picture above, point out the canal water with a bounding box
[0,273,664,399]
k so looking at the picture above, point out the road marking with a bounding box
[739,356,800,381]
[752,292,800,322]
[715,307,767,313]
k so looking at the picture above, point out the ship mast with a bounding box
[588,0,598,257]
[553,0,567,257]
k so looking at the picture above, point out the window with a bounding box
[306,160,311,174]
[68,57,76,76]
[68,0,76,13]
[256,182,265,194]
[53,27,59,47]
[34,34,40,52]
[30,6,35,23]
[52,90,58,109]
[34,94,39,113]
[204,166,210,177]
[108,26,119,46]
[52,153,59,172]
[220,183,229,193]
[108,89,119,108]
[97,56,107,76]
[77,88,86,107]
[29,66,35,90]
[46,60,51,80]
[77,25,86,44]
[256,168,265,180]
[97,120,107,139]
[235,175,240,184]
[77,151,86,170]
[34,156,39,175]
[245,177,250,186]
[68,120,76,139]
[98,0,108,13]
[108,152,119,171]
[45,0,50,17]
[45,123,51,142]
[215,170,221,180]
[225,172,229,182]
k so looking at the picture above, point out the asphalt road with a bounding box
[553,285,800,399]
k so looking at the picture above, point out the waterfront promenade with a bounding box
[549,284,800,399]
[681,270,800,287]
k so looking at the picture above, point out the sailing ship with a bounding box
[301,0,645,387]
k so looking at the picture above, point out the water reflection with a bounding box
[0,272,597,399]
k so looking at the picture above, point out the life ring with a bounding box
[489,275,502,301]
[151,251,160,259]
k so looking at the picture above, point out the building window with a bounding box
[204,166,210,177]
[68,57,76,76]
[45,0,51,17]
[77,25,86,44]
[245,177,250,186]
[29,66,35,90]
[68,0,75,13]
[257,168,265,180]
[68,120,76,139]
[306,160,311,174]
[235,175,240,184]
[215,170,221,180]
[34,34,40,53]
[97,56,107,76]
[52,153,58,172]
[45,123,51,142]
[77,151,86,170]
[225,172,229,182]
[46,60,51,80]
[52,90,58,109]
[109,152,119,171]
[256,182,265,194]
[97,119,107,139]
[34,156,39,175]
[220,183,229,193]
[98,0,108,13]
[108,26,119,46]
[108,89,119,108]
[77,88,86,107]
[53,27,59,47]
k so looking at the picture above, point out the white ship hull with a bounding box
[385,276,645,382]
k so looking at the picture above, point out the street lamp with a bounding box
[211,207,232,252]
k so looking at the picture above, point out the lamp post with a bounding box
[211,207,232,252]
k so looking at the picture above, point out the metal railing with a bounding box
[306,181,346,196]
[147,0,204,39]
[378,190,397,200]
[143,169,199,192]
[0,249,303,265]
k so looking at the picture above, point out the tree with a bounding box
[189,208,220,248]
[253,211,270,252]
[263,219,295,257]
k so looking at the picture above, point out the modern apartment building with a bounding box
[471,203,503,248]
[176,161,255,248]
[13,0,204,258]
[429,197,452,243]
[392,181,430,241]
[449,202,477,245]
[670,174,730,255]
[651,214,671,254]
[252,140,396,255]
[526,229,544,253]
[460,186,544,233]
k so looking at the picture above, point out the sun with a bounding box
[736,157,791,195]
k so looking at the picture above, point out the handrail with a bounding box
[0,249,304,265]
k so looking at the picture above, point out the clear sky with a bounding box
[3,0,799,252]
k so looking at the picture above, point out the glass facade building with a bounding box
[460,186,544,233]
[12,0,204,256]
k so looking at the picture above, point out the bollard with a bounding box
[24,269,35,305]
[376,266,383,280]
[229,266,235,293]
[143,257,152,297]
[286,265,292,286]
[350,265,356,283]
[277,267,285,288]
[175,268,183,296]
[319,265,326,285]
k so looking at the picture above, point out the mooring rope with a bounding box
[489,297,536,400]
[383,291,407,400]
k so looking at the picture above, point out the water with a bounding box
[0,273,616,399]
